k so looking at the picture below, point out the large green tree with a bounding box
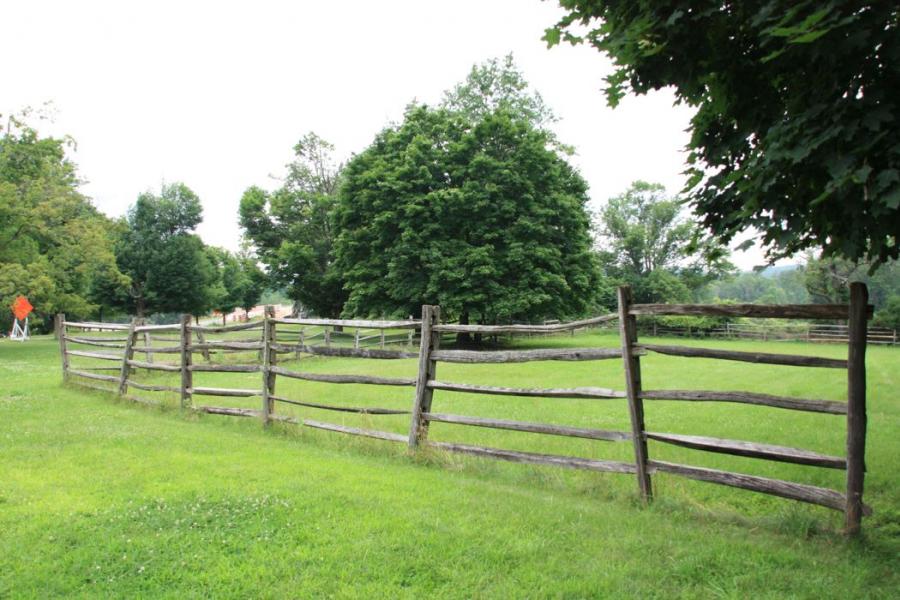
[334,105,598,327]
[547,2,900,266]
[0,113,126,332]
[239,133,345,317]
[114,183,217,317]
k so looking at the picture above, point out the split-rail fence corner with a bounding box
[56,283,874,535]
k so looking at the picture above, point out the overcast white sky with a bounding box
[3,0,773,270]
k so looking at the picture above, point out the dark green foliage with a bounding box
[873,296,900,329]
[239,133,346,318]
[334,105,598,323]
[548,1,900,265]
[114,183,216,317]
[0,113,126,331]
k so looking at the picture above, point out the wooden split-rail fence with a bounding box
[56,284,874,535]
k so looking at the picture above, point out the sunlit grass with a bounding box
[1,332,897,597]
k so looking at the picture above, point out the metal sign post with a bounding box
[10,317,28,341]
[9,296,33,341]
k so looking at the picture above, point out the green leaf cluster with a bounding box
[114,183,217,317]
[334,105,599,323]
[0,114,126,332]
[548,1,900,265]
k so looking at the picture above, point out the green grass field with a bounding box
[1,330,898,598]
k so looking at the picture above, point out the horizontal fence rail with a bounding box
[427,381,627,399]
[638,389,848,414]
[629,303,872,320]
[431,347,626,364]
[654,322,898,346]
[55,286,875,535]
[636,344,848,369]
[432,313,617,334]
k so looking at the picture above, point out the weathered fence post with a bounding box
[261,306,276,425]
[409,305,440,448]
[845,282,868,534]
[118,319,138,396]
[380,329,385,349]
[179,314,192,409]
[617,286,653,502]
[142,329,154,363]
[56,314,69,381]
[354,328,360,349]
[407,317,414,347]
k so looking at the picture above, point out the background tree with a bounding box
[206,246,267,324]
[239,133,346,318]
[547,2,900,266]
[334,105,598,332]
[704,267,809,304]
[803,253,900,306]
[0,112,127,332]
[114,183,217,317]
[236,246,267,319]
[596,181,732,303]
[206,247,240,325]
[872,296,900,330]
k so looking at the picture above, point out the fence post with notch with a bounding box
[409,305,440,448]
[617,286,653,502]
[179,314,192,409]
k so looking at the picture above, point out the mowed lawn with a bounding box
[1,331,898,598]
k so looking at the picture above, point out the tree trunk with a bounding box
[222,313,227,326]
[456,310,473,346]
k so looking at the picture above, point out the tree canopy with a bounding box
[239,133,346,318]
[334,105,598,324]
[547,1,900,266]
[114,183,217,317]
[0,114,126,331]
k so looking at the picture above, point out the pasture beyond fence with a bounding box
[56,284,874,535]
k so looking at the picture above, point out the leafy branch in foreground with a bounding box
[547,1,900,266]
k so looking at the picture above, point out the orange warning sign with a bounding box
[12,296,33,320]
